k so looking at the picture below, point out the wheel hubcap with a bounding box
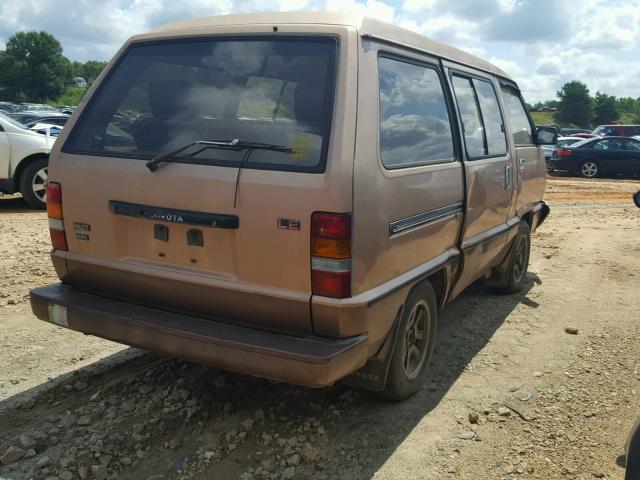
[513,236,527,282]
[402,300,432,380]
[32,167,48,202]
[581,162,597,177]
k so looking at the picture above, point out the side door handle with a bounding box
[504,164,511,190]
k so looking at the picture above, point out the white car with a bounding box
[29,123,64,136]
[0,112,56,209]
[542,136,585,163]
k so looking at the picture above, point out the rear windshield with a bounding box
[63,37,337,173]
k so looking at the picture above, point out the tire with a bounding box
[580,159,599,178]
[494,221,531,294]
[381,282,438,401]
[19,158,48,209]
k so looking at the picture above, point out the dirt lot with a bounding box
[1,176,639,480]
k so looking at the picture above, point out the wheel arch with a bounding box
[520,211,533,230]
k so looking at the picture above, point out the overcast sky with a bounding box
[0,0,638,102]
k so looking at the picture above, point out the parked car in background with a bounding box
[542,136,584,166]
[0,111,55,208]
[570,133,599,139]
[593,125,640,137]
[15,103,57,113]
[0,102,18,113]
[30,12,553,400]
[23,116,69,128]
[549,136,640,178]
[29,123,63,137]
[560,128,591,136]
[9,111,69,125]
[58,106,76,115]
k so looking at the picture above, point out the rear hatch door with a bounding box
[53,36,341,334]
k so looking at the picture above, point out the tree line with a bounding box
[528,80,640,128]
[0,31,107,106]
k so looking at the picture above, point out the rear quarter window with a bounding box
[378,56,455,169]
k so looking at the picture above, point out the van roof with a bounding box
[150,12,513,81]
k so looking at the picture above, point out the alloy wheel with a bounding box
[402,299,432,380]
[32,167,48,203]
[512,236,527,283]
[581,161,598,178]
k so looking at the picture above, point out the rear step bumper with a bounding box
[30,283,369,388]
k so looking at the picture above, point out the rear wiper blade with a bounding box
[145,138,292,172]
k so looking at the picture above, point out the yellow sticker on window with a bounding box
[290,134,315,161]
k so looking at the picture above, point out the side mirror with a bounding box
[633,191,640,209]
[536,126,558,146]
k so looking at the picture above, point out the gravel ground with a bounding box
[0,176,639,480]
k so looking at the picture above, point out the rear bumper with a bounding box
[532,201,550,231]
[30,283,369,388]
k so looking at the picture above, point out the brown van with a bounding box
[30,12,553,399]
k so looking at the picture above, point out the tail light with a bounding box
[311,212,351,298]
[558,148,573,157]
[46,182,67,251]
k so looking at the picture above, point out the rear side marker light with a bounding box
[46,182,68,251]
[311,212,352,298]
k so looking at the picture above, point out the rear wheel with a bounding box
[580,159,599,178]
[381,282,438,400]
[494,221,531,294]
[19,158,48,209]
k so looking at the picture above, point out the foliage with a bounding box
[71,60,108,84]
[530,111,555,126]
[593,92,619,125]
[531,85,640,128]
[53,87,88,107]
[0,31,106,105]
[555,81,593,128]
[0,31,72,102]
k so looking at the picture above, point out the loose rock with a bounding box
[497,407,511,417]
[0,446,26,465]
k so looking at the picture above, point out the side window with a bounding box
[627,140,640,152]
[451,75,507,158]
[500,86,534,145]
[473,79,507,155]
[451,76,485,157]
[378,56,455,168]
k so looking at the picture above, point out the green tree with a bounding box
[0,31,72,102]
[593,92,619,125]
[555,81,593,128]
[81,60,108,84]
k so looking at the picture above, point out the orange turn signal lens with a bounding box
[311,237,351,259]
[47,203,63,219]
[46,182,63,219]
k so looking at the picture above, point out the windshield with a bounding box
[63,37,337,173]
[0,112,28,129]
